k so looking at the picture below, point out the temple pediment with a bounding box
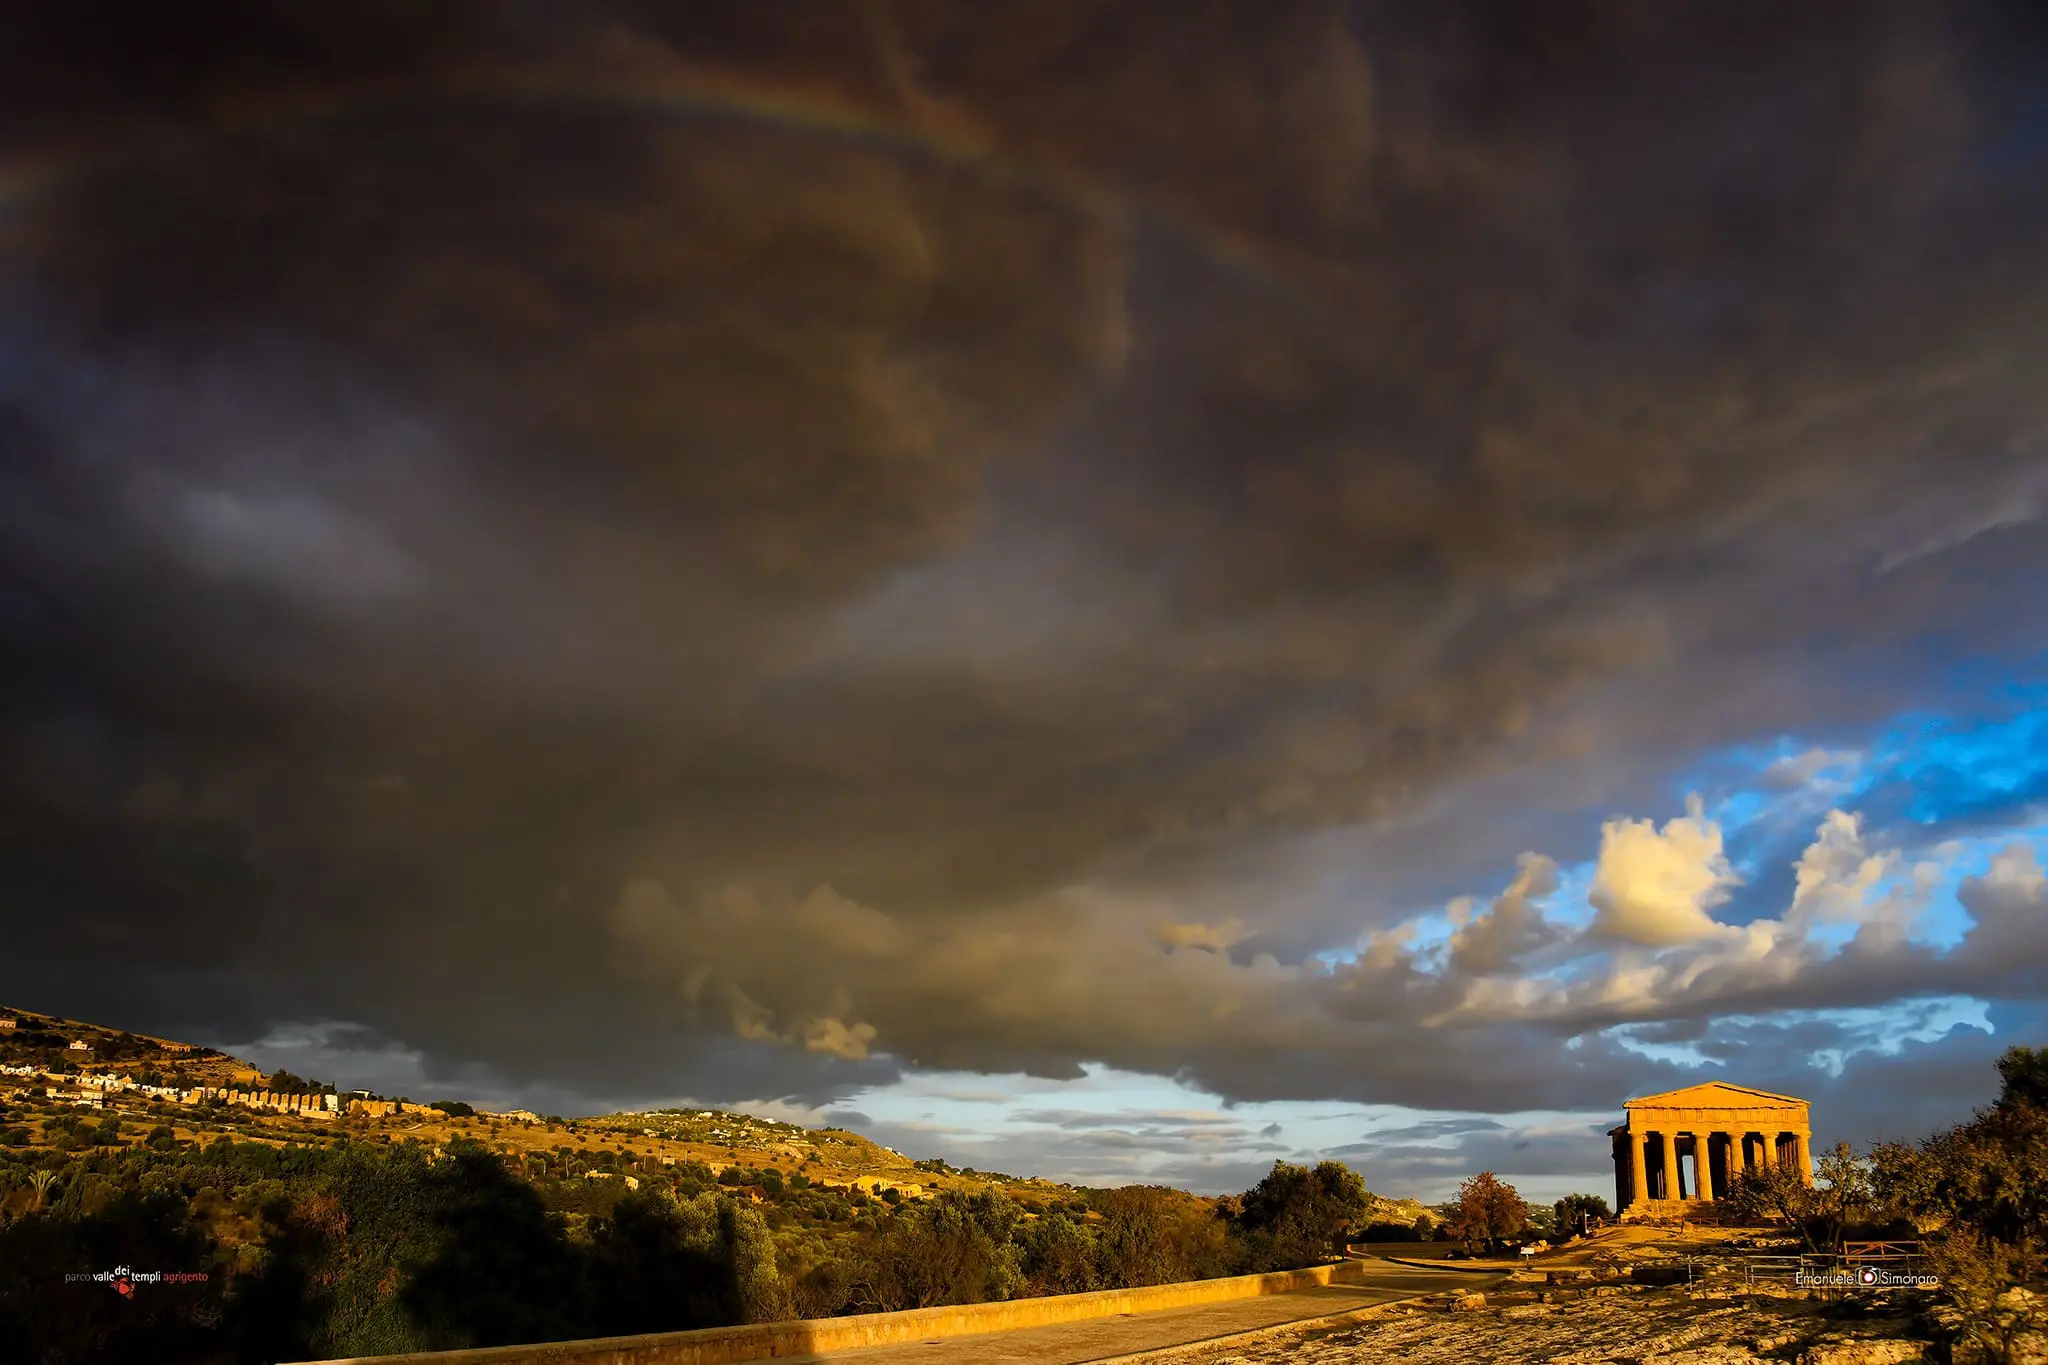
[1624,1081,1806,1111]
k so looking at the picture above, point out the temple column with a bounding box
[1631,1131,1650,1207]
[1733,1130,1751,1179]
[1697,1134,1716,1201]
[1660,1130,1679,1201]
[1794,1132,1812,1185]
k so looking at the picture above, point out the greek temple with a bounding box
[1611,1081,1812,1215]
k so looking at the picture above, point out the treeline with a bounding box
[788,1159,1369,1315]
[0,1137,1371,1364]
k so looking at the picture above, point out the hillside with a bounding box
[0,1005,1401,1218]
[1364,1193,1438,1229]
[578,1107,1074,1204]
[0,1006,266,1089]
[0,1006,1080,1206]
[0,1004,1454,1360]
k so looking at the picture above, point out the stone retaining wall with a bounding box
[289,1259,1370,1365]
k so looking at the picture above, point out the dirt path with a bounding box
[1156,1284,1929,1364]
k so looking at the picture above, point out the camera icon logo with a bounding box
[1859,1266,1877,1286]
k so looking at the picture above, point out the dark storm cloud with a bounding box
[2,1,2047,1112]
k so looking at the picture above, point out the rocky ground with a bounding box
[1173,1283,1944,1365]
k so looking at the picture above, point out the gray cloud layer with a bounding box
[2,2,2046,1117]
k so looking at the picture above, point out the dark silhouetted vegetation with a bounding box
[0,1128,1376,1363]
[1869,1045,2048,1360]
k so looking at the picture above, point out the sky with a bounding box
[2,1,2047,1205]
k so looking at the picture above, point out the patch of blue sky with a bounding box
[1393,860,1601,978]
[1605,1028,1714,1070]
[1544,858,1598,932]
[1669,682,2044,827]
[1638,688,2039,927]
[1315,908,1461,975]
[1708,789,1771,845]
[1603,998,1991,1078]
[1754,998,1993,1076]
[1914,821,2048,948]
[1861,700,2048,827]
[1401,913,1459,967]
[1331,688,2043,987]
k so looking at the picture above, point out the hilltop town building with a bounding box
[1611,1082,1812,1217]
[1,1052,538,1128]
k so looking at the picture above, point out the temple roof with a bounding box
[1623,1081,1808,1110]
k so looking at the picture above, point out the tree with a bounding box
[1995,1045,2048,1110]
[1233,1161,1373,1269]
[0,1191,233,1364]
[1446,1172,1527,1247]
[1867,1045,2048,1362]
[1811,1141,1877,1245]
[1724,1162,1821,1248]
[588,1190,778,1331]
[1553,1193,1612,1237]
[1094,1185,1230,1285]
[1018,1211,1100,1295]
[867,1186,1022,1309]
[1726,1140,1873,1252]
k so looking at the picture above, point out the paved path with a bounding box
[775,1264,1507,1364]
